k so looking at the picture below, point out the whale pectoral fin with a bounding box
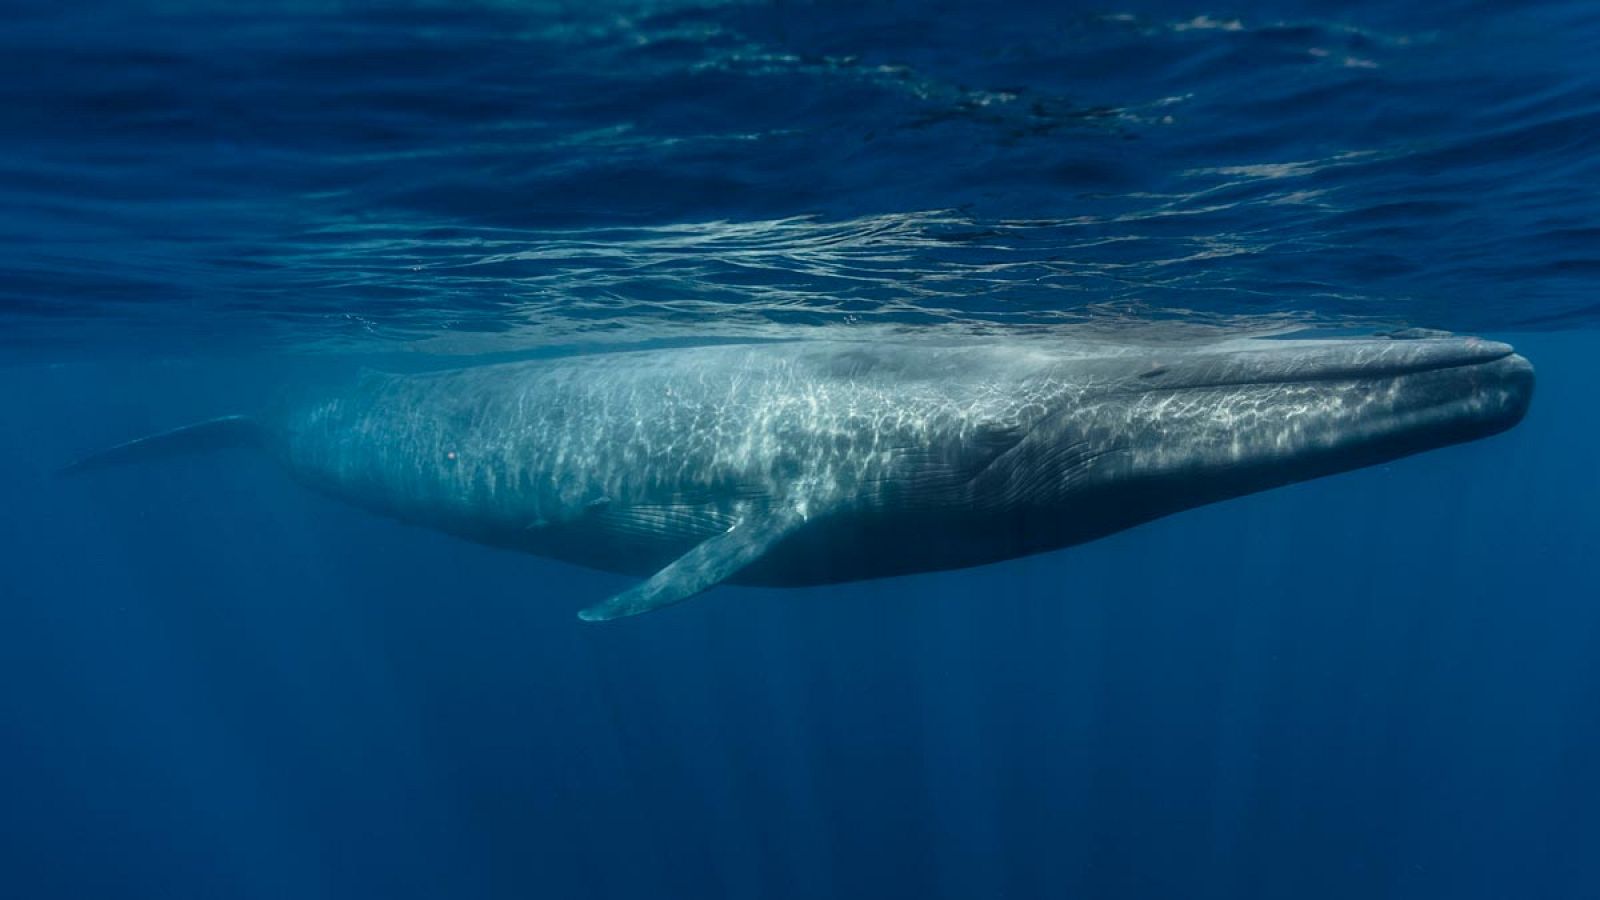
[577,506,804,622]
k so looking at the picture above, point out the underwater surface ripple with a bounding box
[2,0,1599,356]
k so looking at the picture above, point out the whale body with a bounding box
[64,335,1533,620]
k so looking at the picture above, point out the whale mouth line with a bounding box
[1292,346,1516,385]
[1157,345,1519,393]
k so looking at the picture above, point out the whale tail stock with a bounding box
[58,414,797,624]
[57,415,263,477]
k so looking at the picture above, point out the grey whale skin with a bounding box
[65,336,1533,621]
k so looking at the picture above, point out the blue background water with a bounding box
[2,1,1598,898]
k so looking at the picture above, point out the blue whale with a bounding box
[64,335,1533,620]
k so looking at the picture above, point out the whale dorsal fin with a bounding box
[577,504,806,622]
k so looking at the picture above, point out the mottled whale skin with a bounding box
[65,336,1533,620]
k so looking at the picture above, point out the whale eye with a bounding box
[1139,363,1169,379]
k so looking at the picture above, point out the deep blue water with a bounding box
[2,1,1598,898]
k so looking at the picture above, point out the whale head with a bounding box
[1012,335,1533,537]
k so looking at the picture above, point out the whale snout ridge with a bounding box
[1493,351,1535,428]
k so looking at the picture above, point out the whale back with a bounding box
[274,342,1071,537]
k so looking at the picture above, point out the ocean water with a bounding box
[2,1,1597,898]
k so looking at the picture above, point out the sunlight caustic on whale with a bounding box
[61,334,1533,621]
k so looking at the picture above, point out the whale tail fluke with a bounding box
[58,415,263,477]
